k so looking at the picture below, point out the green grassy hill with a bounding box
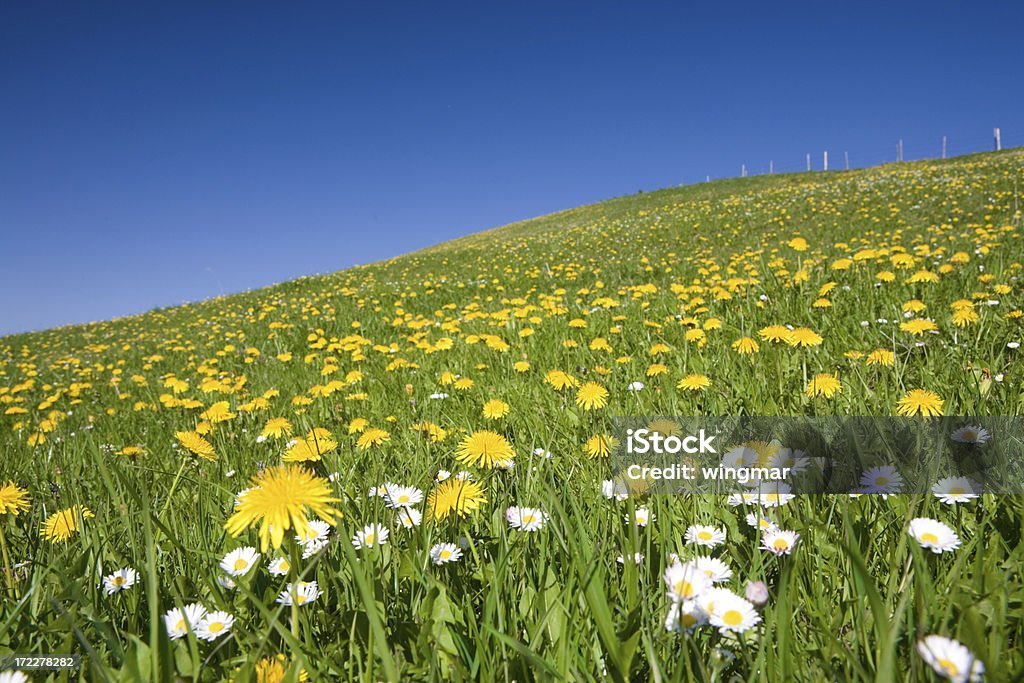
[1,150,1022,681]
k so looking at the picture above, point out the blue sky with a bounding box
[2,1,1022,336]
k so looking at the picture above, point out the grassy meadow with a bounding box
[2,150,1024,681]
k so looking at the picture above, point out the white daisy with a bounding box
[384,484,424,508]
[950,425,991,445]
[698,589,761,634]
[276,581,322,607]
[602,479,628,501]
[932,477,980,505]
[691,556,732,583]
[627,381,644,391]
[859,465,903,494]
[663,561,712,602]
[394,507,423,528]
[745,512,778,532]
[629,507,654,526]
[506,506,548,532]
[195,610,235,641]
[532,448,553,459]
[0,672,30,683]
[268,557,292,576]
[761,529,800,556]
[684,525,726,548]
[430,543,463,565]
[220,547,260,577]
[352,524,389,549]
[664,599,708,633]
[164,603,207,640]
[217,575,237,590]
[756,483,795,507]
[616,553,645,566]
[435,469,452,483]
[102,567,137,595]
[916,634,984,682]
[908,518,961,554]
[297,520,332,558]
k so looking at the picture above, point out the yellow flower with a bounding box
[348,417,368,434]
[224,465,340,551]
[787,237,808,251]
[758,325,792,344]
[455,430,515,469]
[482,399,510,420]
[116,446,146,457]
[261,417,293,439]
[283,432,338,462]
[356,428,390,450]
[411,421,447,442]
[575,382,609,410]
[41,506,94,543]
[866,349,895,367]
[544,369,578,390]
[731,337,760,354]
[677,374,711,392]
[584,434,619,459]
[896,389,944,417]
[0,481,31,516]
[806,374,842,398]
[200,400,235,424]
[255,654,309,683]
[176,431,215,461]
[951,307,980,327]
[513,361,530,372]
[787,327,823,347]
[646,363,668,377]
[900,319,938,335]
[427,479,487,521]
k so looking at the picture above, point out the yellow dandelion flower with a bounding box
[758,325,792,343]
[900,319,938,335]
[952,307,980,327]
[455,430,514,469]
[224,465,341,551]
[787,327,823,347]
[806,374,842,398]
[866,349,896,366]
[584,434,619,459]
[426,479,487,521]
[176,431,216,461]
[41,506,94,543]
[356,428,390,450]
[544,369,578,390]
[677,374,711,391]
[575,382,609,410]
[896,389,944,417]
[482,399,510,420]
[261,417,293,439]
[646,363,668,377]
[513,361,530,372]
[732,337,760,354]
[0,481,31,516]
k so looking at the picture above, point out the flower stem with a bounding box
[159,458,189,523]
[290,541,301,642]
[0,522,15,598]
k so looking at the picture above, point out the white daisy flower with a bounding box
[601,479,628,501]
[698,589,761,634]
[494,458,515,470]
[765,448,810,473]
[859,465,904,494]
[691,556,732,583]
[728,492,759,506]
[663,561,712,602]
[932,477,981,504]
[164,603,207,640]
[352,524,389,549]
[506,506,548,532]
[664,599,708,633]
[276,581,322,607]
[761,529,800,556]
[395,507,423,528]
[0,672,30,683]
[435,469,452,483]
[220,547,260,577]
[430,543,463,565]
[908,518,961,554]
[532,448,553,458]
[627,381,644,392]
[102,567,137,595]
[950,425,991,445]
[429,392,449,400]
[268,557,292,576]
[297,520,332,558]
[195,610,235,642]
[384,484,424,508]
[916,634,984,682]
[629,507,654,526]
[217,575,237,590]
[756,484,795,507]
[616,553,645,565]
[744,512,778,532]
[685,525,726,548]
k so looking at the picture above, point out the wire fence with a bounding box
[711,126,1021,182]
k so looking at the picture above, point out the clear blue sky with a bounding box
[2,2,1022,336]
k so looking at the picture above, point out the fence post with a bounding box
[806,153,811,171]
[844,151,849,170]
[942,136,947,159]
[823,151,828,171]
[994,128,1002,151]
[897,139,903,162]
[769,160,774,175]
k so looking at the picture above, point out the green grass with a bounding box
[1,149,1023,681]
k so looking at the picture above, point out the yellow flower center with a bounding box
[364,534,375,545]
[938,659,959,676]
[296,595,308,605]
[698,531,713,541]
[208,622,224,633]
[921,532,939,544]
[234,558,248,571]
[948,487,965,495]
[875,477,888,486]
[112,576,126,587]
[681,613,697,627]
[440,550,451,559]
[522,514,536,524]
[773,538,789,550]
[723,610,744,627]
[674,580,694,598]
